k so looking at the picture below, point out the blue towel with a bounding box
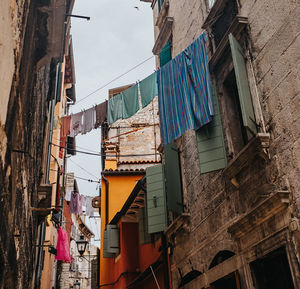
[157,33,214,145]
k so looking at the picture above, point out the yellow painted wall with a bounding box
[100,174,144,286]
[40,62,67,289]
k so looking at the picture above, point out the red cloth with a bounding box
[60,115,71,138]
[55,227,72,262]
[59,115,71,159]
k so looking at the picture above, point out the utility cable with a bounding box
[76,55,155,104]
[49,168,100,183]
[50,142,158,157]
[52,136,101,154]
[68,158,100,179]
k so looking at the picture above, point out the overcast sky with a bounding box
[68,0,155,245]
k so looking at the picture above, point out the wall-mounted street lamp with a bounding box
[66,14,90,21]
[74,280,80,289]
[76,235,88,256]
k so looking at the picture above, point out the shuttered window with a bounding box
[107,224,120,254]
[159,41,172,68]
[146,164,168,234]
[103,229,114,258]
[229,33,257,136]
[196,84,227,173]
[158,0,165,12]
[164,142,183,216]
[138,207,151,245]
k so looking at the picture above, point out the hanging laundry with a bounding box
[65,172,74,202]
[107,93,123,125]
[81,195,87,208]
[60,115,71,138]
[59,115,71,158]
[55,227,72,262]
[157,33,214,145]
[77,194,83,215]
[82,107,96,134]
[140,72,158,108]
[70,192,78,214]
[85,196,94,217]
[70,111,83,137]
[121,84,139,119]
[95,100,108,128]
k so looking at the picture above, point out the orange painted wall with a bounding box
[100,174,143,287]
[138,241,161,273]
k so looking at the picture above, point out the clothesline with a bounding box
[50,142,158,157]
[49,168,101,184]
[58,33,213,149]
[58,71,158,146]
[75,55,155,104]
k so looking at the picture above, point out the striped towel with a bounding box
[157,33,214,145]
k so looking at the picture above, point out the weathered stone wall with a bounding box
[0,0,28,126]
[0,0,66,288]
[107,96,161,169]
[151,0,300,288]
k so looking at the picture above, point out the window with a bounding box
[158,0,165,12]
[145,142,183,233]
[103,225,120,258]
[250,247,295,289]
[211,1,238,47]
[138,207,151,244]
[196,83,227,174]
[196,33,257,173]
[208,0,215,8]
[159,40,172,67]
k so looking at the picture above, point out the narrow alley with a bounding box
[0,0,299,289]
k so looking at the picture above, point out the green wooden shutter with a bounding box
[197,84,227,173]
[146,165,168,234]
[164,142,183,216]
[229,33,257,135]
[107,224,120,254]
[138,207,151,245]
[158,0,165,12]
[103,229,114,258]
[159,41,172,67]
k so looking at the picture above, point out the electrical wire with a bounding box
[50,142,158,157]
[52,136,101,154]
[49,168,100,183]
[76,55,155,104]
[68,158,100,179]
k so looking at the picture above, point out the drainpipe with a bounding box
[102,175,109,226]
[45,62,60,183]
[161,232,171,289]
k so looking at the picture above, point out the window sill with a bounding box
[223,133,270,186]
[155,0,169,29]
[152,16,173,55]
[164,213,190,237]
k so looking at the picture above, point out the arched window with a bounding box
[178,270,202,288]
[209,250,235,269]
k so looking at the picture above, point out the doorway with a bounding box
[250,246,295,289]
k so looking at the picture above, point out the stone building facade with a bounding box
[0,0,74,288]
[146,0,300,288]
